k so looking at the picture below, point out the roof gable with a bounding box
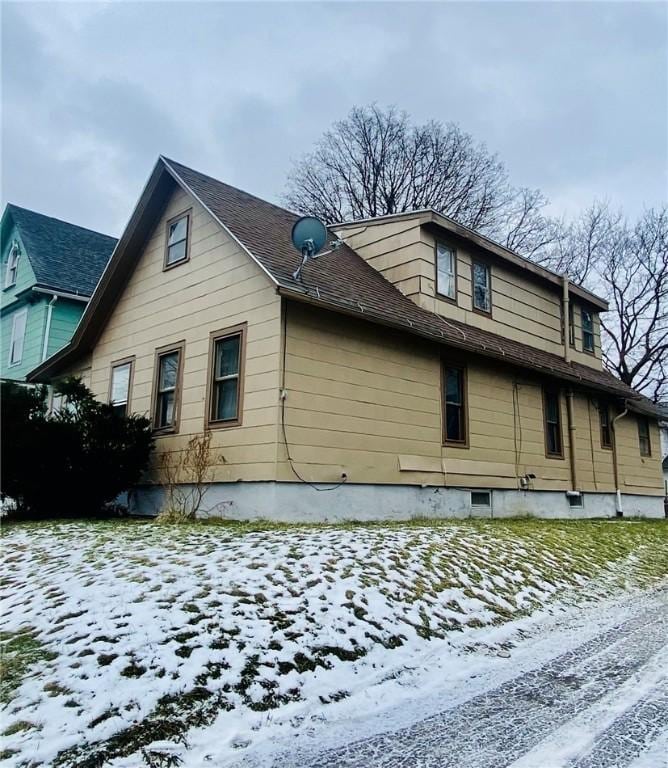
[3,204,117,297]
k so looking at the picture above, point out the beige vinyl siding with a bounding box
[336,219,604,369]
[279,302,661,496]
[86,183,282,483]
[616,416,663,493]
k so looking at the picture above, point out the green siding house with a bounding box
[1,205,117,381]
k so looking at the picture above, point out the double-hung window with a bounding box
[8,308,27,366]
[543,388,563,458]
[472,261,491,313]
[637,416,651,457]
[443,364,467,445]
[581,309,595,353]
[436,243,456,301]
[4,242,20,288]
[599,402,612,449]
[207,325,246,428]
[164,211,190,269]
[109,358,134,416]
[152,343,184,432]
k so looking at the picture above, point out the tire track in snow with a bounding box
[276,601,668,768]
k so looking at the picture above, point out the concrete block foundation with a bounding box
[130,482,665,521]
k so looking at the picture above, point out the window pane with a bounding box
[158,390,175,427]
[215,336,240,378]
[446,404,461,441]
[546,395,558,423]
[436,244,455,298]
[10,310,27,364]
[445,369,461,404]
[159,353,178,390]
[168,217,187,246]
[215,378,239,421]
[167,239,187,265]
[110,363,131,405]
[473,263,490,311]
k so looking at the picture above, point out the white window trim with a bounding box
[436,242,456,300]
[4,241,20,288]
[8,307,28,366]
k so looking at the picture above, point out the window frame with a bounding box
[599,401,613,450]
[150,341,185,434]
[542,387,564,459]
[434,241,458,304]
[441,362,468,447]
[163,209,192,271]
[637,416,652,457]
[568,303,576,347]
[581,308,595,354]
[205,323,247,430]
[8,307,28,366]
[108,356,135,417]
[4,241,20,289]
[471,259,492,316]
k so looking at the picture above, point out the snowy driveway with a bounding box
[272,590,668,768]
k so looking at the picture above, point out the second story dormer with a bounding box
[335,210,607,369]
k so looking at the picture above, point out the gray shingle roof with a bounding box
[6,204,117,297]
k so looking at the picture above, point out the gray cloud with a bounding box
[2,1,666,238]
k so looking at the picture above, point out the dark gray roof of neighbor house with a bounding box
[5,204,117,297]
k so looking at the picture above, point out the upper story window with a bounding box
[637,416,651,457]
[599,402,612,449]
[207,324,246,428]
[436,243,456,301]
[442,364,467,445]
[543,388,563,458]
[472,261,491,314]
[8,308,27,366]
[582,309,595,352]
[568,303,575,347]
[152,342,185,432]
[109,358,134,417]
[164,211,191,269]
[4,241,20,288]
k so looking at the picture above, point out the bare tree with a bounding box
[286,104,551,246]
[596,208,668,403]
[538,205,667,402]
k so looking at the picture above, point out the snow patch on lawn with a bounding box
[0,519,665,767]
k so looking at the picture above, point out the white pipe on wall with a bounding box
[42,295,58,361]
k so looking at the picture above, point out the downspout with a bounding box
[41,295,58,361]
[562,275,570,363]
[565,388,578,491]
[611,404,629,516]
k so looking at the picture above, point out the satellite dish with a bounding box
[291,216,328,281]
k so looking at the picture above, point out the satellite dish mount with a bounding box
[291,216,328,282]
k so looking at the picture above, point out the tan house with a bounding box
[29,157,664,520]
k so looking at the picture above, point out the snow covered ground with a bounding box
[0,518,666,768]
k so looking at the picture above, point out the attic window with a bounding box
[582,309,595,353]
[436,242,456,301]
[164,211,190,269]
[4,241,20,288]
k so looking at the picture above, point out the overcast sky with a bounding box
[2,1,666,238]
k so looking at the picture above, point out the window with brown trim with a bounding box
[637,416,651,457]
[435,242,457,301]
[599,402,612,449]
[543,388,563,458]
[472,261,491,314]
[151,342,184,432]
[164,211,191,269]
[109,357,134,417]
[206,324,246,428]
[582,309,595,353]
[442,364,467,445]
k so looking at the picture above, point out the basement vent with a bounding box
[471,490,492,508]
[566,492,583,509]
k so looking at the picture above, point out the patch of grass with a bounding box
[0,629,56,703]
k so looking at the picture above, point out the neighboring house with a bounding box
[658,403,668,459]
[0,205,116,381]
[28,157,665,520]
